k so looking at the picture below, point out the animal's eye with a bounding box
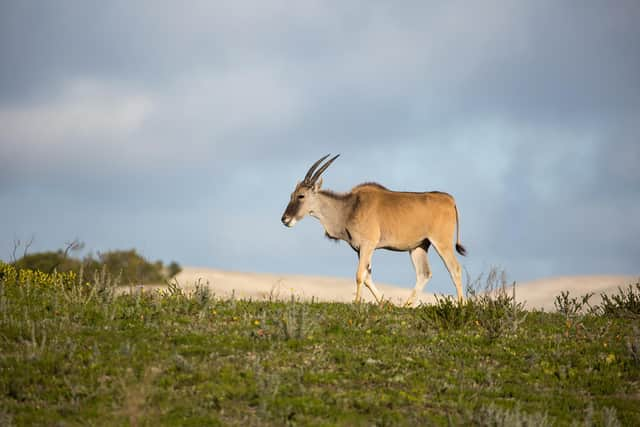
[297,195,305,199]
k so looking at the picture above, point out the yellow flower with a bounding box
[605,354,616,365]
[254,320,260,326]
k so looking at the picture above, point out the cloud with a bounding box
[0,80,152,146]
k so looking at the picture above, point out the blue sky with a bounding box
[1,1,639,293]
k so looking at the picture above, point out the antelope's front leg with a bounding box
[354,281,363,303]
[354,244,375,304]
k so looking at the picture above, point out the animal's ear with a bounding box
[313,178,323,192]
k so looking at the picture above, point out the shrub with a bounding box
[554,290,594,319]
[471,404,550,427]
[626,325,640,366]
[9,248,182,286]
[473,287,527,341]
[12,250,81,274]
[419,268,527,340]
[596,282,640,319]
[418,295,474,330]
[96,249,164,285]
[167,261,182,278]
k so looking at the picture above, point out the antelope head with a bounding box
[281,154,339,227]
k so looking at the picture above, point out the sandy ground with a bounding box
[514,275,638,310]
[171,267,434,306]
[127,267,638,311]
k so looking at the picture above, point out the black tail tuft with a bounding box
[456,243,467,256]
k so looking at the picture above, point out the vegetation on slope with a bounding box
[0,263,639,426]
[10,247,181,285]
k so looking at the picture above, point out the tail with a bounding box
[454,204,467,256]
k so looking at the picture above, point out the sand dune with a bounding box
[166,267,637,310]
[172,267,436,306]
[514,275,638,310]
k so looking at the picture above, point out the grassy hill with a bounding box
[1,263,639,425]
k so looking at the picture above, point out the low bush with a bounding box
[419,269,527,341]
[10,247,181,285]
[554,290,594,318]
[597,282,640,319]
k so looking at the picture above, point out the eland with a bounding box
[281,154,467,306]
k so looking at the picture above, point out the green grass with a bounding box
[1,264,639,426]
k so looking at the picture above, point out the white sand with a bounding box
[157,267,637,310]
[171,267,437,306]
[513,275,638,310]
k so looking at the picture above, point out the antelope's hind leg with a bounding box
[404,242,432,307]
[433,242,464,302]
